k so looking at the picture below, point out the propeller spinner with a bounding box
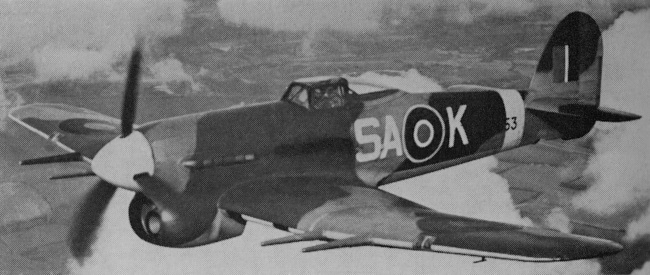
[91,131,154,191]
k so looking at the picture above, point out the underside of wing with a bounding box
[9,103,122,160]
[218,176,622,262]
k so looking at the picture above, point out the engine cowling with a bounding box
[128,193,246,247]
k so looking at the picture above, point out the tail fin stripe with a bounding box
[564,45,570,83]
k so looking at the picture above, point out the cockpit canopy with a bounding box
[281,77,355,110]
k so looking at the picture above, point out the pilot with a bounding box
[312,86,344,109]
[296,89,309,109]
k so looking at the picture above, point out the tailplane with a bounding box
[527,11,640,140]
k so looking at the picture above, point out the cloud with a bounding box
[544,208,573,233]
[345,69,444,94]
[216,0,648,33]
[31,46,117,82]
[0,78,24,131]
[217,0,384,32]
[571,9,650,240]
[382,157,532,226]
[626,207,650,241]
[631,260,650,275]
[0,0,186,81]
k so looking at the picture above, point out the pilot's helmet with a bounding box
[322,86,336,97]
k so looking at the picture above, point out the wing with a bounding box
[9,104,122,160]
[218,176,622,262]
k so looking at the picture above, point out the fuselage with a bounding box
[139,85,539,203]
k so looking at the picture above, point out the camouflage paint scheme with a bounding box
[8,12,639,262]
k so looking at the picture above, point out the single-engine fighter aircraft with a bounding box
[9,12,641,263]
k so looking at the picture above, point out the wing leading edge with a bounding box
[9,103,123,160]
[218,176,622,262]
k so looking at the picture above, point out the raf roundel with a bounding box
[402,104,446,163]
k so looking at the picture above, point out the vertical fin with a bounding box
[526,12,607,140]
[529,11,602,107]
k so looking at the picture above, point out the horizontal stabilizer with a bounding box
[591,107,641,122]
[558,104,641,122]
[527,99,641,140]
[50,171,96,180]
[20,152,83,165]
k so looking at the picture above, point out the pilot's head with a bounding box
[322,87,336,97]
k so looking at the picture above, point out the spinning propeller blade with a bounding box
[121,41,143,137]
[68,180,117,262]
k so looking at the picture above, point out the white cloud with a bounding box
[0,0,186,81]
[631,261,650,275]
[571,9,650,240]
[216,0,634,33]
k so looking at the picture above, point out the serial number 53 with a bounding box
[505,117,518,130]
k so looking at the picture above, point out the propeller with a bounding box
[91,39,154,192]
[69,41,154,263]
[68,180,117,262]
